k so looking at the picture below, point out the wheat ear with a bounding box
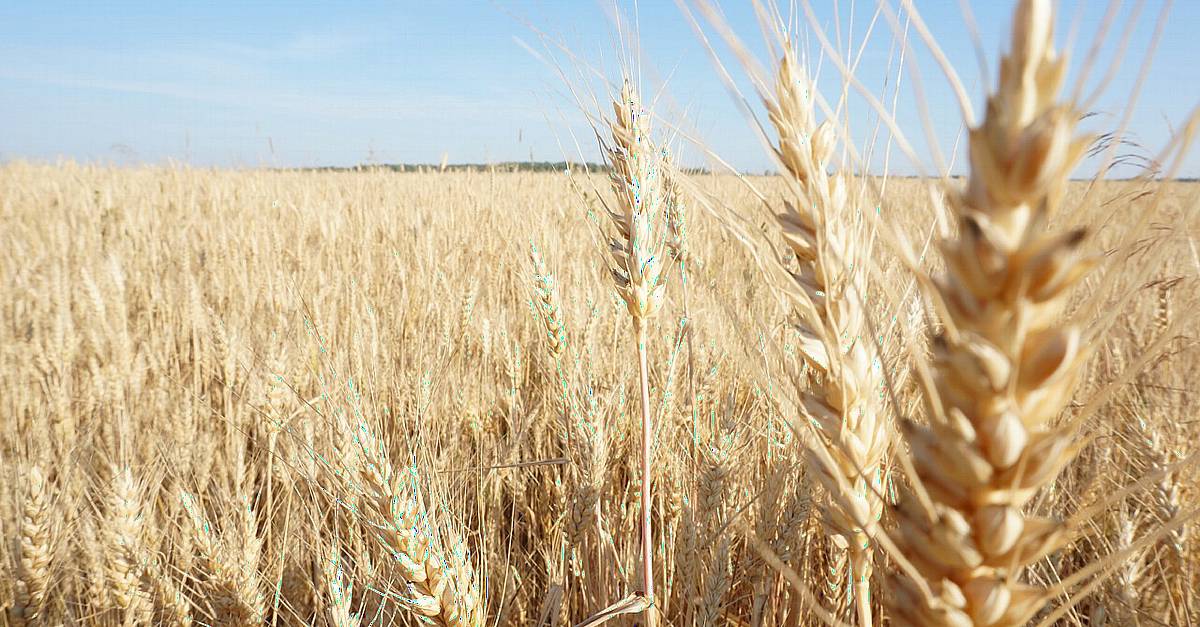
[104,466,152,624]
[765,44,888,627]
[530,243,568,361]
[142,558,194,626]
[324,547,361,626]
[344,421,484,627]
[567,391,609,583]
[9,465,52,627]
[889,1,1094,625]
[179,491,264,626]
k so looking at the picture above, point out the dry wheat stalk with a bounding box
[888,1,1095,624]
[764,43,889,627]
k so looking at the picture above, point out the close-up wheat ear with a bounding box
[888,1,1099,625]
[762,42,890,627]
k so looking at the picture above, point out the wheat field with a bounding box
[3,1,1200,626]
[1,161,1195,625]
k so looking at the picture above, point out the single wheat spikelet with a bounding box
[9,465,52,626]
[765,43,888,626]
[889,1,1093,625]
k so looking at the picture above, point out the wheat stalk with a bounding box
[888,1,1095,624]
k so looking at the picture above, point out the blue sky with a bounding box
[1,1,1196,176]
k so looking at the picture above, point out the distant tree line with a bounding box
[294,161,1196,181]
[298,161,715,175]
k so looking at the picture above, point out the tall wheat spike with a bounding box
[180,491,264,626]
[765,43,888,627]
[599,79,670,621]
[889,1,1094,624]
[530,243,567,361]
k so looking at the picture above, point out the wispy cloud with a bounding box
[0,65,545,123]
[210,29,374,62]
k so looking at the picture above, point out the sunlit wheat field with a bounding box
[1,160,1196,625]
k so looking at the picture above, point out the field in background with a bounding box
[1,163,1197,625]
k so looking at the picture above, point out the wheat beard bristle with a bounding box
[888,1,1095,625]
